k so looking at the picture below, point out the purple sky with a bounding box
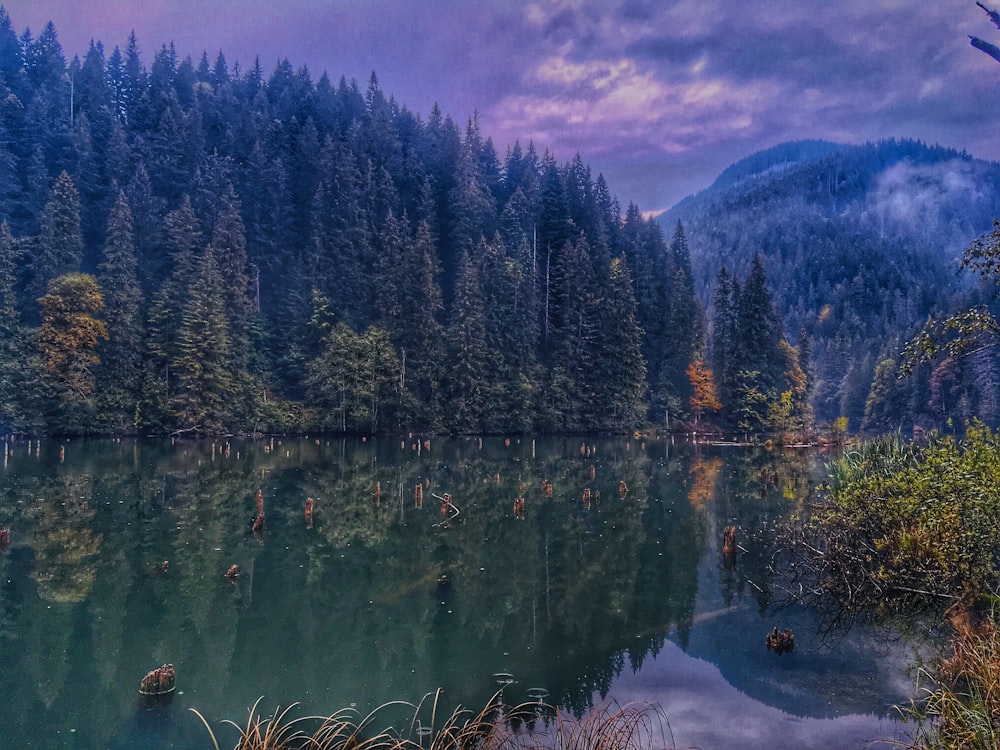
[4,1,1000,214]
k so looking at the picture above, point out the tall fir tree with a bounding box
[446,249,490,431]
[209,182,252,368]
[737,254,783,389]
[397,220,446,430]
[711,266,738,416]
[172,248,235,431]
[146,195,202,396]
[0,221,27,428]
[593,256,647,431]
[96,192,142,429]
[30,171,83,312]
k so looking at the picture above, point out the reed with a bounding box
[192,692,671,750]
[192,698,312,750]
[826,430,918,493]
[901,607,1000,750]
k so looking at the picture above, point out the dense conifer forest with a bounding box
[0,8,713,435]
[664,139,1000,434]
[3,7,989,438]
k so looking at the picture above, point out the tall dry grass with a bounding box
[191,690,673,750]
[901,607,1000,749]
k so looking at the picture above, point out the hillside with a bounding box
[661,139,1000,429]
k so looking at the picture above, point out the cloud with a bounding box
[5,0,1000,212]
[867,157,999,254]
[489,39,783,161]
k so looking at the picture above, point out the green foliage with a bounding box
[305,321,400,433]
[901,309,1000,377]
[815,425,1000,613]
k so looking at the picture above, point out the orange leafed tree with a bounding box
[686,357,721,424]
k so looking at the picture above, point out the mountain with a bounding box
[668,140,847,215]
[661,139,1000,430]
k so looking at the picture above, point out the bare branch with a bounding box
[971,35,1000,64]
[977,1,1000,31]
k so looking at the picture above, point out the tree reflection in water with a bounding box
[0,437,914,749]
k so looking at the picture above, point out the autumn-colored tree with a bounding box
[35,272,108,432]
[686,357,721,425]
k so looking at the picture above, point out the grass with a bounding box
[900,606,1000,749]
[190,690,672,750]
[826,430,919,494]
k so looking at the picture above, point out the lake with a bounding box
[0,436,920,749]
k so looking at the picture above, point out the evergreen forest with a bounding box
[0,8,993,437]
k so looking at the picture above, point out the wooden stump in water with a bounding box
[723,526,737,554]
[139,664,175,696]
[765,627,795,655]
[722,526,737,569]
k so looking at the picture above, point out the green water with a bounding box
[0,436,918,749]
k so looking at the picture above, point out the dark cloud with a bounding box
[3,0,999,212]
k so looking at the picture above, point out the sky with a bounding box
[3,0,1000,215]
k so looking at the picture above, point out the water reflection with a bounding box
[0,437,916,749]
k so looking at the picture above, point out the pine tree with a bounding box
[737,255,783,387]
[661,262,701,414]
[0,221,27,428]
[448,137,495,260]
[593,256,647,431]
[308,137,371,327]
[397,220,446,429]
[209,182,251,366]
[172,248,234,430]
[96,192,142,428]
[146,196,202,395]
[446,249,490,431]
[711,266,738,415]
[31,171,84,308]
[544,233,599,430]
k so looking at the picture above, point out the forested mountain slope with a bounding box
[661,139,1000,430]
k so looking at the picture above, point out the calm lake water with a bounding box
[0,436,920,749]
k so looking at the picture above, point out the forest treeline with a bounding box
[0,9,814,436]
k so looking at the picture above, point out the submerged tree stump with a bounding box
[766,627,795,655]
[139,664,175,696]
